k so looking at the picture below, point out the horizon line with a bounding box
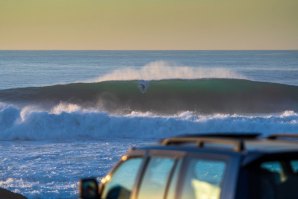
[0,49,297,51]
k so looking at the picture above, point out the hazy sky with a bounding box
[0,0,297,50]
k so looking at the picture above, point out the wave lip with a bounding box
[93,61,246,81]
[0,78,298,114]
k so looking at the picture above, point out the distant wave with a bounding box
[93,61,246,81]
[0,105,297,141]
[0,79,298,114]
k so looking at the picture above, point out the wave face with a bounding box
[0,105,297,141]
[1,79,298,114]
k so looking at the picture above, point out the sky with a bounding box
[0,0,297,50]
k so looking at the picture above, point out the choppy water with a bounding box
[0,140,149,198]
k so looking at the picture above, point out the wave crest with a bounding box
[94,61,245,81]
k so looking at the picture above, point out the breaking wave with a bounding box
[0,79,298,114]
[0,105,297,140]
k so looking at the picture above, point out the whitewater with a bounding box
[0,50,298,198]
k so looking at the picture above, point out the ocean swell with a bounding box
[0,79,298,114]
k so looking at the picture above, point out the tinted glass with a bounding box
[102,158,143,199]
[251,160,298,199]
[290,160,298,173]
[181,159,226,199]
[261,161,283,174]
[260,161,284,183]
[138,157,175,199]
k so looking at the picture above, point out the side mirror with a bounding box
[79,178,100,199]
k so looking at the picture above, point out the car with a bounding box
[79,133,298,199]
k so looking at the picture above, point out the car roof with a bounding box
[134,133,298,156]
[245,139,298,153]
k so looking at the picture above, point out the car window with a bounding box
[251,160,298,199]
[260,161,284,182]
[290,160,298,173]
[138,157,175,199]
[261,161,282,174]
[101,158,143,199]
[180,159,226,199]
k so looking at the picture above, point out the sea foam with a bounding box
[0,104,297,141]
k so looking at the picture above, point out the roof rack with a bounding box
[161,137,245,152]
[174,133,261,139]
[267,134,298,140]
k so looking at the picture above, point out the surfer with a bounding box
[138,80,149,94]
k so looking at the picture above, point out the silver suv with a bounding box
[79,133,298,199]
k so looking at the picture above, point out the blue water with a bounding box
[1,50,298,89]
[0,50,298,198]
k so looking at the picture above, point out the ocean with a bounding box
[0,50,298,198]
